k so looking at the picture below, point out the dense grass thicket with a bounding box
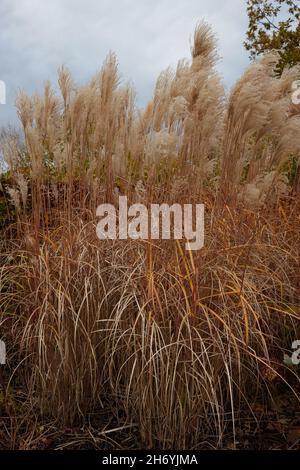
[0,23,299,449]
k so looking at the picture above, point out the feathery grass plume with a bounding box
[221,53,300,203]
[0,127,25,174]
[58,64,74,109]
[15,91,34,130]
[191,21,217,63]
[142,22,224,188]
[13,51,137,216]
[33,81,61,154]
[221,53,279,191]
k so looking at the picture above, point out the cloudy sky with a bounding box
[0,0,250,128]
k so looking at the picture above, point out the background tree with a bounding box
[245,0,300,73]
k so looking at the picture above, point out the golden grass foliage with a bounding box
[0,22,299,449]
